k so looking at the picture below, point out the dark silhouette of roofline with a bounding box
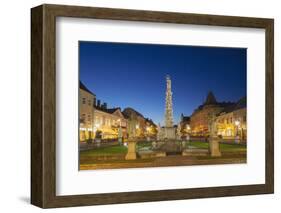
[95,106,121,114]
[79,81,95,96]
[204,91,217,105]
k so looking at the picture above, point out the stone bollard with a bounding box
[125,140,137,160]
[209,136,221,157]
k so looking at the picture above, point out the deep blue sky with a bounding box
[79,41,246,125]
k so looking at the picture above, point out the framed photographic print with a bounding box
[31,4,274,208]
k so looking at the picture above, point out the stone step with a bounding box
[182,149,209,157]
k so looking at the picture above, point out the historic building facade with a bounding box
[190,92,229,137]
[122,107,146,138]
[79,81,157,142]
[144,118,158,139]
[216,97,247,141]
[79,81,96,142]
[122,107,157,139]
[179,114,191,139]
[93,105,127,140]
[79,81,127,142]
[189,92,246,142]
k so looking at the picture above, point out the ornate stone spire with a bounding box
[165,75,173,127]
[204,91,217,105]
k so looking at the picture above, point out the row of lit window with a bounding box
[95,116,120,126]
[217,116,246,124]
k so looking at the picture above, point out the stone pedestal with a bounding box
[157,140,181,153]
[125,140,137,160]
[158,127,177,141]
[138,150,166,159]
[182,149,209,157]
[209,137,221,157]
[165,127,176,139]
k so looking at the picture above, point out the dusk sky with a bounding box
[79,41,246,125]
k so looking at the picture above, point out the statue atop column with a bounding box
[126,113,137,160]
[207,112,221,157]
[127,113,137,139]
[208,112,218,137]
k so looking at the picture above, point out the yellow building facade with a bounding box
[122,107,155,139]
[190,92,224,136]
[189,92,247,142]
[179,114,191,138]
[79,82,157,142]
[190,105,223,136]
[79,82,96,142]
[216,108,247,140]
[93,107,127,139]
